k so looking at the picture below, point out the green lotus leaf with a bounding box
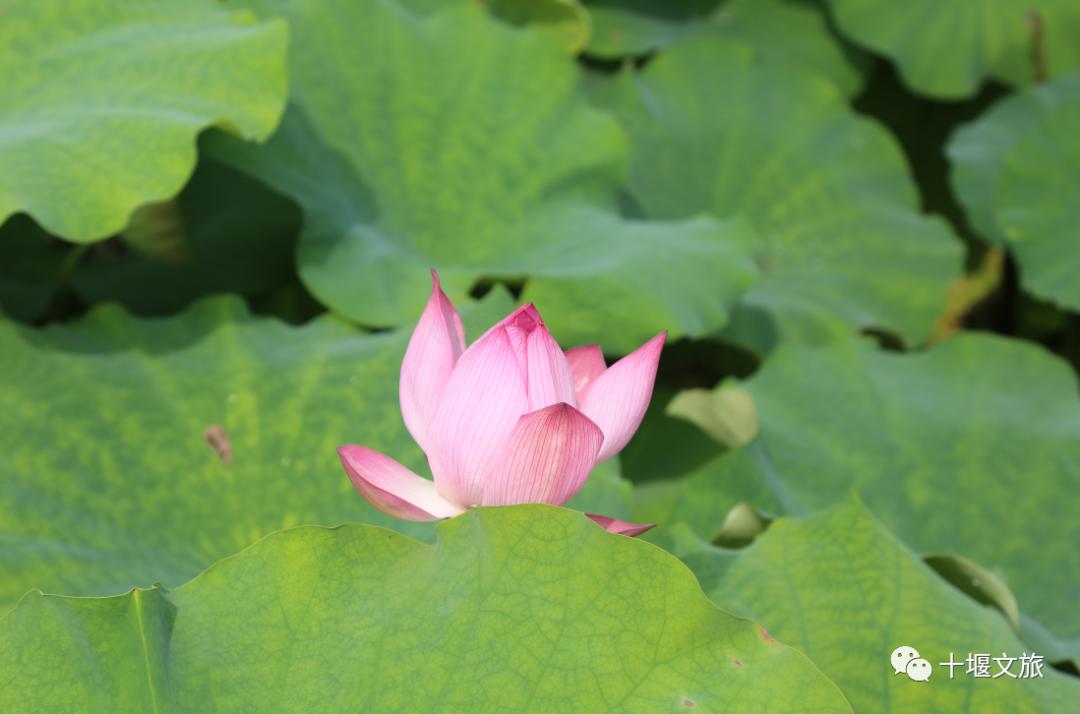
[583,0,720,57]
[826,0,1080,99]
[994,92,1080,311]
[585,0,863,96]
[1,158,303,322]
[600,37,960,351]
[949,75,1080,310]
[674,501,1080,712]
[490,0,592,53]
[618,387,728,484]
[0,292,636,606]
[210,0,758,353]
[665,333,1080,660]
[665,381,759,450]
[0,0,288,242]
[70,159,302,316]
[0,506,852,713]
[949,77,1080,246]
[924,553,1021,631]
[707,0,865,97]
[0,216,78,323]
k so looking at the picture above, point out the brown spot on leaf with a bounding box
[681,698,695,709]
[204,424,232,464]
[759,626,776,644]
[733,658,743,667]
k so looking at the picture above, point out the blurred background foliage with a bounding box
[1,0,1079,707]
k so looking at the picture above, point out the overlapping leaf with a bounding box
[994,101,1080,312]
[707,0,864,97]
[675,501,1080,712]
[1,158,303,322]
[599,37,961,351]
[70,159,302,315]
[583,0,719,57]
[0,216,76,323]
[950,75,1080,311]
[211,0,758,352]
[490,0,591,53]
[585,0,864,97]
[0,506,852,713]
[826,0,1080,99]
[949,75,1080,245]
[665,333,1080,659]
[0,292,634,606]
[0,0,288,242]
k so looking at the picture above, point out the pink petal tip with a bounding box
[579,331,666,463]
[338,445,464,521]
[399,271,466,454]
[587,514,655,537]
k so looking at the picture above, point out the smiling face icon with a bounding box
[890,645,920,674]
[906,658,932,681]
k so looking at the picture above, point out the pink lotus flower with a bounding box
[338,272,663,536]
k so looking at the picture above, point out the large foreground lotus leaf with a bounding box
[0,506,852,713]
[601,37,960,351]
[826,0,1080,99]
[0,0,288,242]
[0,292,636,605]
[666,333,1080,659]
[586,0,864,97]
[212,0,757,353]
[675,501,1080,712]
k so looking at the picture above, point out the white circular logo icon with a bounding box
[890,645,920,675]
[906,657,933,682]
